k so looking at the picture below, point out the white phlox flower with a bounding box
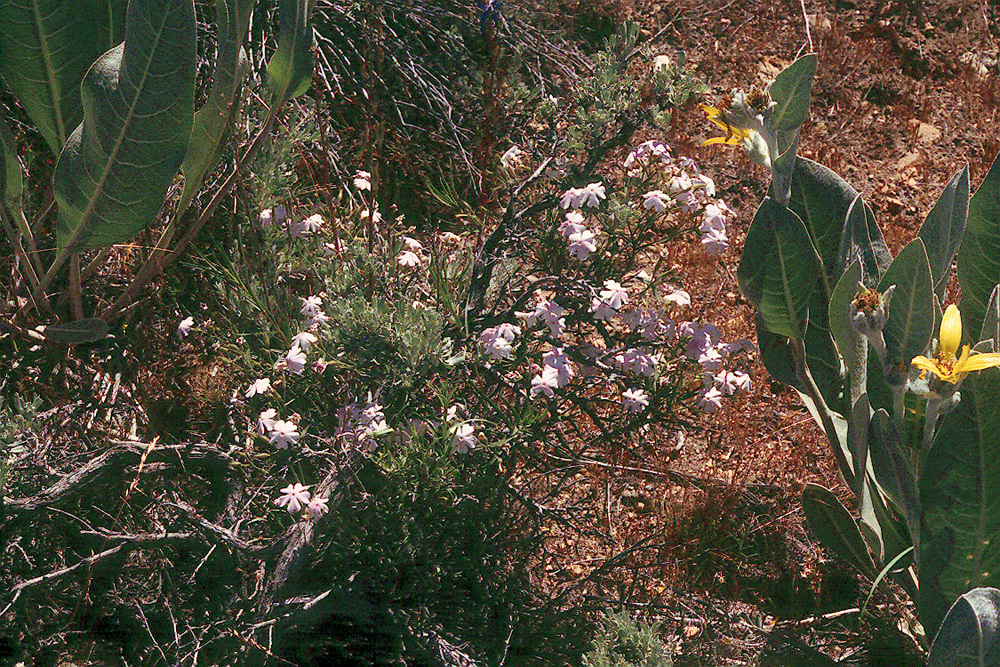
[354,171,372,190]
[697,386,724,412]
[270,420,300,449]
[599,281,629,310]
[568,229,598,260]
[397,251,421,267]
[701,227,729,255]
[282,345,307,374]
[642,190,670,212]
[276,483,310,514]
[300,295,323,318]
[451,422,477,454]
[245,378,272,398]
[403,236,423,251]
[580,182,606,208]
[664,289,691,308]
[622,388,650,413]
[257,408,277,436]
[560,211,586,238]
[299,214,324,234]
[500,145,525,170]
[177,316,195,339]
[560,187,584,210]
[292,331,318,350]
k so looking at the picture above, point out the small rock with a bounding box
[916,122,941,144]
[886,197,905,215]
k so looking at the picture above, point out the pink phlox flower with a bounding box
[694,174,716,197]
[622,388,650,413]
[683,322,720,358]
[519,298,566,337]
[292,331,318,350]
[568,228,598,260]
[257,408,277,436]
[716,369,751,396]
[580,182,606,208]
[697,345,725,371]
[500,145,525,170]
[397,250,421,267]
[451,422,477,454]
[668,173,692,194]
[701,202,731,232]
[286,219,306,239]
[307,310,330,328]
[480,325,517,360]
[600,280,629,310]
[677,156,700,174]
[560,211,587,238]
[276,483,310,514]
[245,378,272,398]
[697,386,724,413]
[642,190,670,212]
[299,214,324,234]
[301,295,323,318]
[590,296,616,321]
[281,345,308,374]
[664,289,691,308]
[701,226,729,255]
[354,171,372,190]
[620,310,643,330]
[543,346,574,386]
[560,187,583,209]
[623,349,657,376]
[530,365,560,399]
[307,495,330,520]
[270,420,300,449]
[624,140,671,169]
[638,311,667,341]
[177,316,195,339]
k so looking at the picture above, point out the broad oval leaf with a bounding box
[920,367,1000,636]
[738,197,820,340]
[839,194,891,287]
[0,0,127,155]
[768,54,818,134]
[53,0,196,251]
[959,151,1000,339]
[928,587,1000,667]
[877,238,935,377]
[802,483,877,578]
[266,0,315,103]
[920,165,970,300]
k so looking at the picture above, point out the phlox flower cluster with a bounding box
[480,322,522,360]
[336,398,391,454]
[275,483,329,521]
[516,294,566,338]
[677,320,754,412]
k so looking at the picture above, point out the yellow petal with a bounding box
[956,351,1000,374]
[911,355,949,381]
[940,304,962,360]
[702,136,741,146]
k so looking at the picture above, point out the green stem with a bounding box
[791,338,851,480]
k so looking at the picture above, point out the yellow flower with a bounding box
[911,304,1000,384]
[699,104,752,146]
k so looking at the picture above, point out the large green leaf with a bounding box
[868,408,920,550]
[920,367,1000,636]
[920,166,970,300]
[52,0,196,251]
[180,0,253,205]
[877,238,935,378]
[738,197,820,340]
[266,0,315,103]
[981,285,1000,349]
[781,157,862,299]
[0,0,127,156]
[928,587,1000,667]
[959,151,1000,339]
[838,194,891,287]
[830,261,867,407]
[802,483,877,578]
[768,54,817,136]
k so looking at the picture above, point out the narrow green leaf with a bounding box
[0,121,22,210]
[839,194,891,287]
[266,0,316,103]
[802,483,877,578]
[755,313,802,391]
[180,0,253,205]
[0,0,127,155]
[768,53,817,135]
[738,197,820,340]
[39,317,109,343]
[847,394,870,497]
[920,367,1000,636]
[920,166,970,300]
[928,587,1000,667]
[877,238,935,376]
[53,0,196,251]
[959,151,1000,339]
